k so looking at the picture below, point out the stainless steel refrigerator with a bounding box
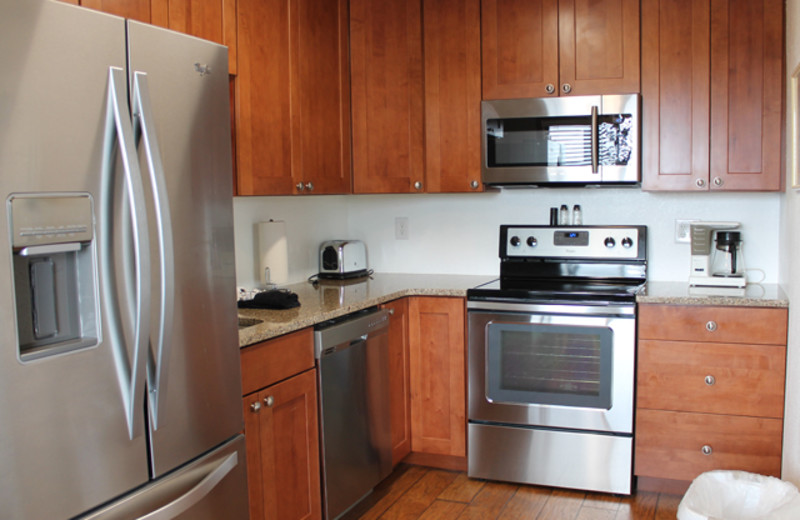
[0,1,248,518]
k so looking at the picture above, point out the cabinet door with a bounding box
[641,0,710,190]
[351,0,424,193]
[289,0,352,195]
[80,0,152,22]
[236,0,350,196]
[481,0,559,99]
[382,299,411,466]
[709,0,783,191]
[558,0,640,96]
[408,297,466,457]
[423,0,482,193]
[243,369,322,520]
[235,0,293,195]
[642,0,783,191]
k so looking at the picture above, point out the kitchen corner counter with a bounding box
[638,281,789,308]
[237,273,494,347]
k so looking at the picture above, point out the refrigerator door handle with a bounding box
[137,452,239,520]
[100,66,151,440]
[132,71,175,431]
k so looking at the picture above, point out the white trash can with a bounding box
[677,470,800,520]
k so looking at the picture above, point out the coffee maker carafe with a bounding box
[689,221,746,288]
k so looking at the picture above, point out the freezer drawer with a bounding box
[78,435,248,520]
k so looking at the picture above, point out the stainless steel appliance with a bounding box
[315,308,393,520]
[0,1,247,518]
[481,94,640,186]
[467,225,647,495]
[689,221,746,288]
[319,239,369,279]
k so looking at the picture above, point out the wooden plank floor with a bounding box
[341,465,682,520]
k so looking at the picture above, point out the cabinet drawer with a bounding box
[635,409,783,482]
[637,340,786,418]
[240,328,315,395]
[638,305,787,345]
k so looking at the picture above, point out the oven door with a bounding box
[467,301,635,434]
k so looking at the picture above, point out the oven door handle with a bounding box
[467,300,635,317]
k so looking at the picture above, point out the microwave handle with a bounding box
[591,105,599,174]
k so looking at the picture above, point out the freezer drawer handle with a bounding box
[132,71,175,431]
[138,452,239,520]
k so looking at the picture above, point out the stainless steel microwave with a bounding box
[481,94,640,187]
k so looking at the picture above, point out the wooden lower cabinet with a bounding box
[241,329,322,520]
[407,296,466,463]
[636,409,783,482]
[635,304,787,491]
[382,298,412,466]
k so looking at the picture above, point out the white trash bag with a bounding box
[678,470,800,520]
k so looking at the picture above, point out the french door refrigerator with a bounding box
[0,1,248,518]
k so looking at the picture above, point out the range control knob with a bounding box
[510,236,521,247]
[527,236,538,247]
[604,237,616,248]
[621,237,634,249]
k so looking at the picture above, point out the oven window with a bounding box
[486,323,613,409]
[485,114,633,168]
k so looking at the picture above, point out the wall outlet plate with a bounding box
[395,217,409,240]
[675,219,697,243]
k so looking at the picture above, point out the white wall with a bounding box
[234,189,780,289]
[780,0,800,487]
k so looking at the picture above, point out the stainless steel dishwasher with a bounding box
[314,307,393,520]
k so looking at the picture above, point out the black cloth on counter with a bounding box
[237,289,300,309]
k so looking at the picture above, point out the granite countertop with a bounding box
[637,281,789,308]
[238,275,789,347]
[237,273,494,347]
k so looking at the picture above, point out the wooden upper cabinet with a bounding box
[80,0,152,23]
[481,0,640,99]
[351,0,482,194]
[423,0,483,193]
[236,0,351,196]
[642,0,783,191]
[351,0,424,193]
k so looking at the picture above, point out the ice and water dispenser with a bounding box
[9,194,98,361]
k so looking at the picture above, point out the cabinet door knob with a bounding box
[561,83,572,94]
[250,401,262,413]
[264,395,274,407]
[296,182,305,192]
[545,83,556,94]
[413,181,423,191]
[305,181,314,192]
[701,445,713,456]
[695,178,706,188]
[705,375,716,386]
[470,180,480,189]
[712,176,724,187]
[705,320,718,332]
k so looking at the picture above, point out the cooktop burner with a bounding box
[468,225,647,303]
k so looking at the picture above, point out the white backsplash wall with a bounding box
[234,189,780,288]
[233,196,350,289]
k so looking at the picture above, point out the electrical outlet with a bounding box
[395,217,409,240]
[675,219,696,243]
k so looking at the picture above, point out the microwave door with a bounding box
[481,94,640,186]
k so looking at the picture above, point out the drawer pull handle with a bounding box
[264,395,274,407]
[705,375,716,386]
[250,401,261,413]
[702,445,713,456]
[705,321,718,332]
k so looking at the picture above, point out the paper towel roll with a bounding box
[256,220,288,285]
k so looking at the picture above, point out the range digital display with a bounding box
[553,230,589,246]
